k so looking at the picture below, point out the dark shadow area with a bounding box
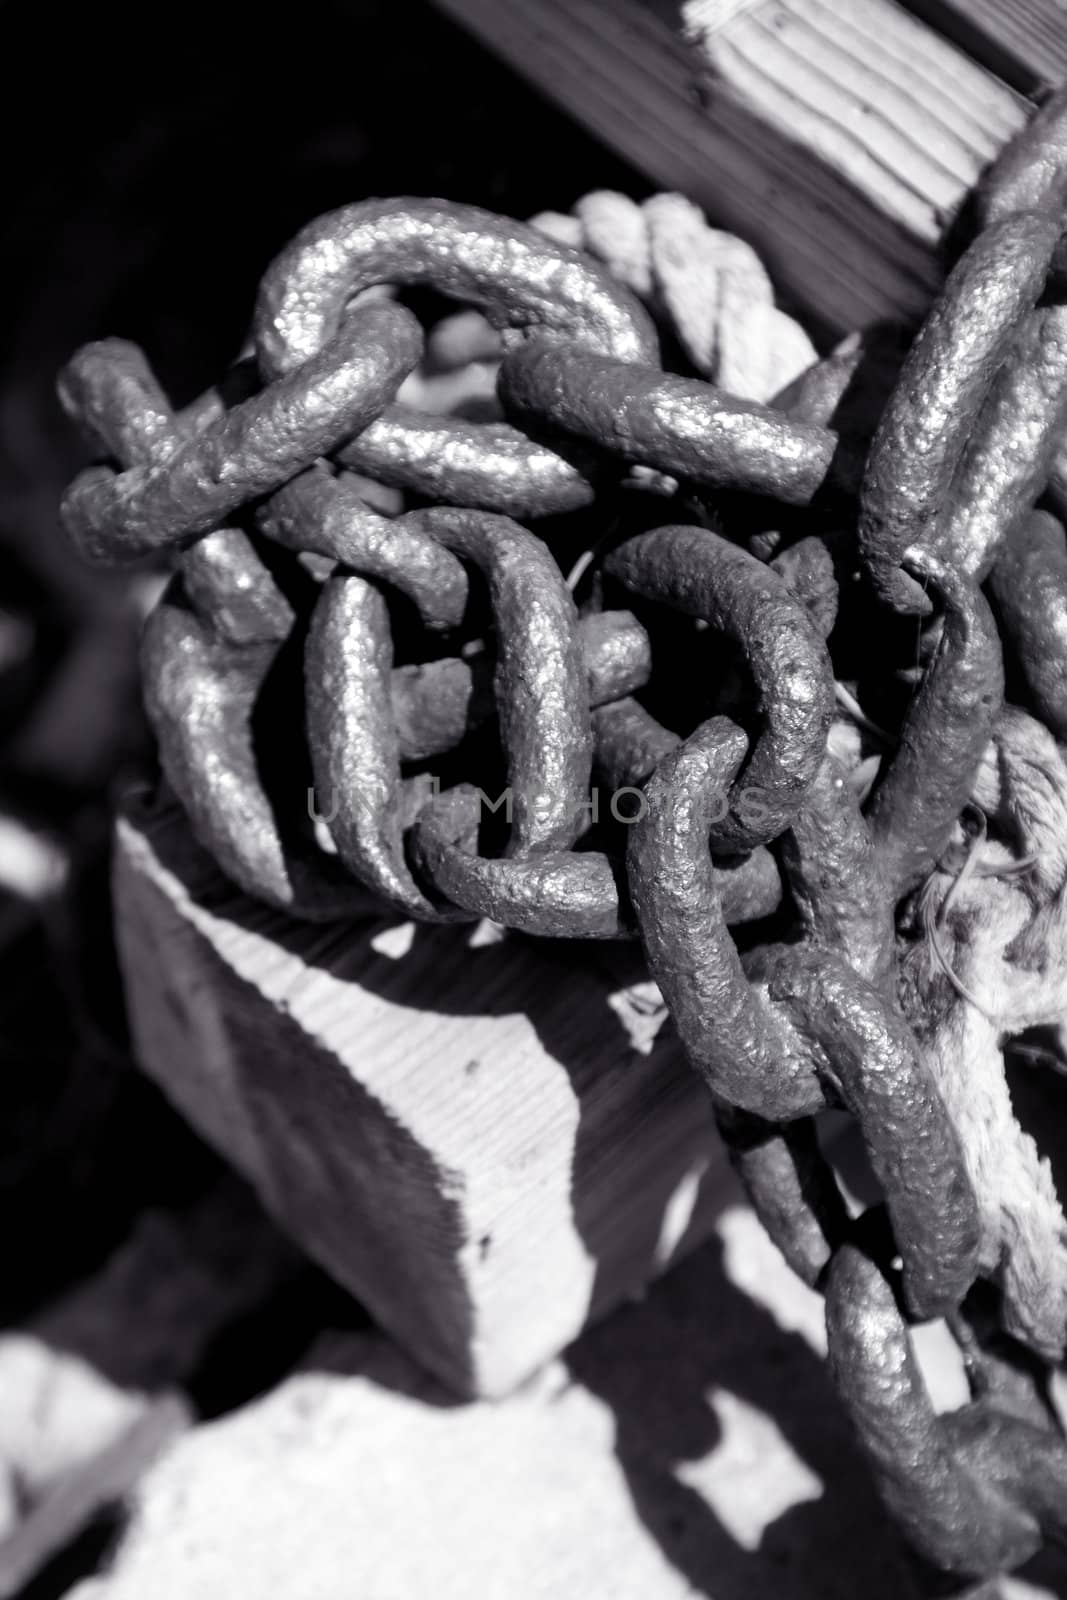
[0,0,647,590]
[1005,1036,1067,1203]
[566,1230,922,1600]
[187,1262,373,1420]
[15,1506,123,1600]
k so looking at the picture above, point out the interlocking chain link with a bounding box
[58,90,1067,1584]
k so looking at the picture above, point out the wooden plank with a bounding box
[113,794,733,1399]
[904,0,1067,96]
[433,0,1027,333]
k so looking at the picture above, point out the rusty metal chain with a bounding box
[58,98,1067,1586]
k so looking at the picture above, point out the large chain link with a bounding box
[58,90,1067,1584]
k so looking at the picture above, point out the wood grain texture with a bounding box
[433,0,1027,332]
[905,0,1067,95]
[113,796,733,1398]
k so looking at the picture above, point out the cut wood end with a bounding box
[112,797,733,1397]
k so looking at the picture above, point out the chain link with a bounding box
[58,96,1067,1584]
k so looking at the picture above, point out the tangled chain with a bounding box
[58,87,1067,1584]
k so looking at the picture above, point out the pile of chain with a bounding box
[58,86,1067,1584]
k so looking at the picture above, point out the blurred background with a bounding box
[0,7,644,1584]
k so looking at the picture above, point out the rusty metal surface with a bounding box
[58,152,1067,1584]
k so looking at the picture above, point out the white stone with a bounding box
[69,1210,948,1600]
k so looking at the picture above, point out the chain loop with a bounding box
[859,210,1062,614]
[866,550,1004,900]
[60,301,424,563]
[605,524,835,851]
[248,198,659,519]
[59,337,375,918]
[58,128,1067,1578]
[991,508,1067,741]
[825,1241,1065,1577]
[500,343,851,504]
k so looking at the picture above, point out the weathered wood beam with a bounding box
[113,795,734,1398]
[904,0,1067,97]
[433,0,1029,332]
